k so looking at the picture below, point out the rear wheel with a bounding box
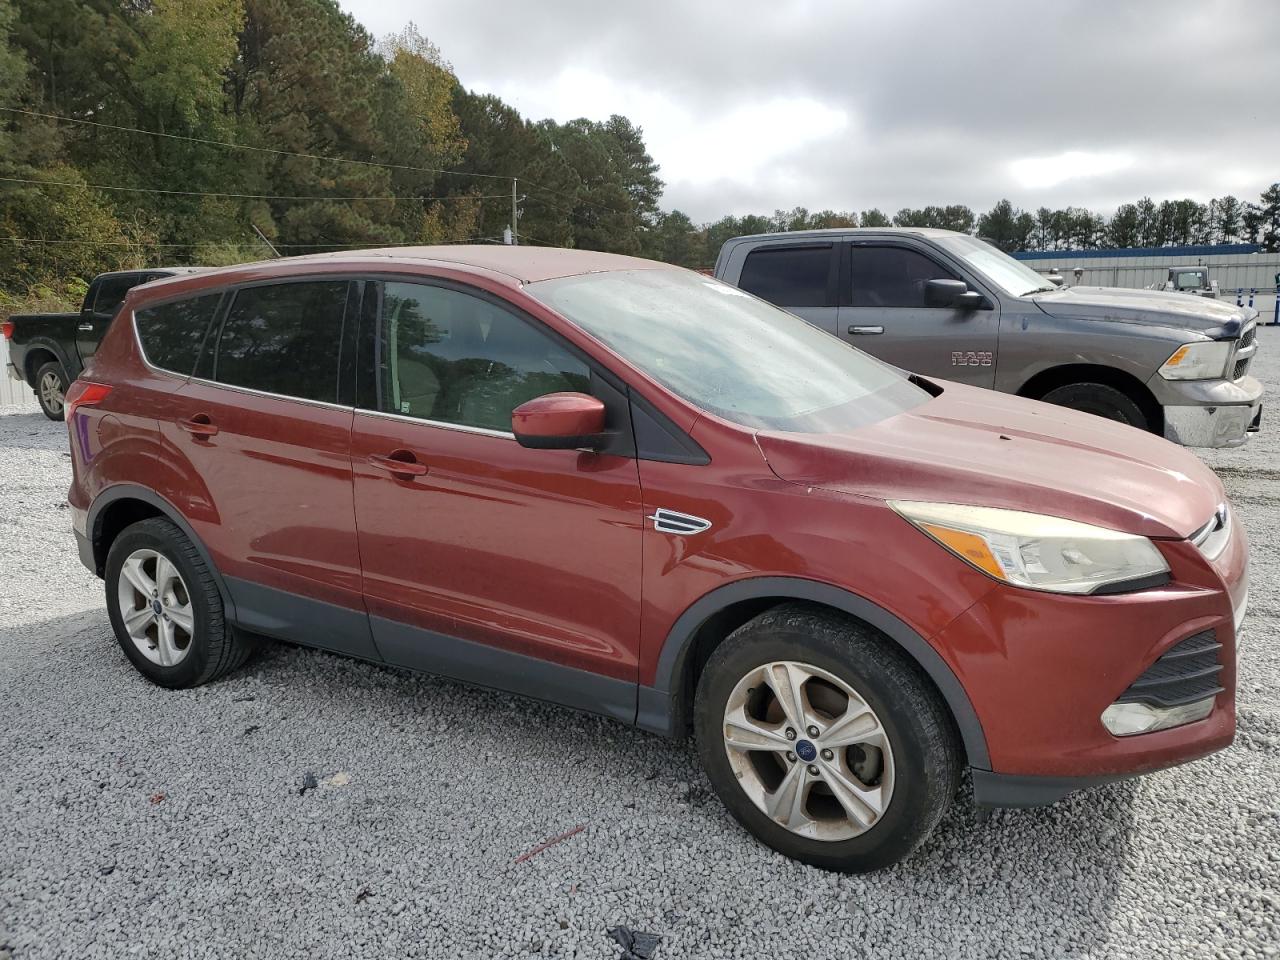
[35,361,68,421]
[1039,381,1149,431]
[694,604,961,872]
[105,518,254,688]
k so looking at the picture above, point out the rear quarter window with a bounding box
[133,293,223,375]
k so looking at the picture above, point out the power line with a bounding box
[0,175,509,203]
[0,106,516,181]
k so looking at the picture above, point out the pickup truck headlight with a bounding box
[1158,341,1231,380]
[890,501,1170,595]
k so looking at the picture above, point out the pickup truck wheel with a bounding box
[1039,381,1149,431]
[35,361,69,421]
[694,603,961,872]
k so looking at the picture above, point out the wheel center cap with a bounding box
[795,740,817,763]
[151,599,163,615]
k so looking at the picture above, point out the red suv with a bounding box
[65,248,1247,871]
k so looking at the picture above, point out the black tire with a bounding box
[104,517,254,688]
[694,603,961,872]
[1039,381,1149,431]
[34,360,69,421]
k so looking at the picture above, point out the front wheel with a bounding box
[694,604,961,872]
[1039,381,1149,431]
[35,361,68,421]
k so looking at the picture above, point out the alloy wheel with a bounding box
[39,371,65,415]
[115,548,196,667]
[721,660,895,841]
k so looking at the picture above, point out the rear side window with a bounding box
[94,275,142,318]
[213,281,349,403]
[134,294,222,375]
[849,247,958,308]
[737,246,832,308]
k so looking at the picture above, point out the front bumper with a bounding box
[1157,374,1263,448]
[938,511,1246,805]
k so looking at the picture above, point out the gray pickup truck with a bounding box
[714,228,1262,448]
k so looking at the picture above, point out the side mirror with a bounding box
[512,392,607,450]
[924,278,981,309]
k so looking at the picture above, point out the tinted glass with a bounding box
[528,269,928,433]
[377,282,589,432]
[738,246,831,308]
[134,293,221,375]
[214,281,349,403]
[94,274,142,317]
[850,247,958,308]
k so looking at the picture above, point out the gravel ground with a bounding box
[2,334,1278,960]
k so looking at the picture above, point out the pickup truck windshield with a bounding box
[934,235,1058,297]
[527,269,930,432]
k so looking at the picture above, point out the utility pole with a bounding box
[511,177,518,245]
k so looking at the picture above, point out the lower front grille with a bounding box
[1117,630,1223,708]
[1233,356,1251,381]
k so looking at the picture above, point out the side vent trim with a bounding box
[648,508,712,536]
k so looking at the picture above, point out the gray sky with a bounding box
[341,0,1279,224]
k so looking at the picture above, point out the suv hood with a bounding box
[756,382,1222,540]
[1031,286,1258,336]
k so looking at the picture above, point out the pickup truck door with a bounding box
[733,241,839,334]
[836,241,999,388]
[76,274,151,365]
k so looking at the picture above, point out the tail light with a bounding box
[65,381,112,420]
[1,321,13,340]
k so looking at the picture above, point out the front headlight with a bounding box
[889,501,1170,595]
[1158,341,1231,380]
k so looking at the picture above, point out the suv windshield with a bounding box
[934,235,1058,297]
[527,269,930,432]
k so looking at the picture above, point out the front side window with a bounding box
[134,293,222,375]
[850,247,958,308]
[738,245,832,308]
[376,282,589,433]
[213,281,349,403]
[528,269,929,433]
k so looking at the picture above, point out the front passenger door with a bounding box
[837,244,998,387]
[349,279,644,720]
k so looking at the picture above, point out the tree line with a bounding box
[1,0,1277,305]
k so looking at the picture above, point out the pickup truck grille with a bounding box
[1232,322,1257,380]
[1116,630,1223,708]
[1233,356,1251,380]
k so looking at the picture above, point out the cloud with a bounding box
[342,0,1280,222]
[1010,151,1135,190]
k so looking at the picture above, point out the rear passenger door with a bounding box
[734,243,838,334]
[159,278,376,660]
[837,243,999,387]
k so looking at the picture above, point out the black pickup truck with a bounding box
[3,268,202,419]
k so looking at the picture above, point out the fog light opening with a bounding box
[1100,697,1215,737]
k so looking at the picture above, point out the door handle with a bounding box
[367,451,429,478]
[848,325,884,335]
[78,323,94,332]
[179,414,219,438]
